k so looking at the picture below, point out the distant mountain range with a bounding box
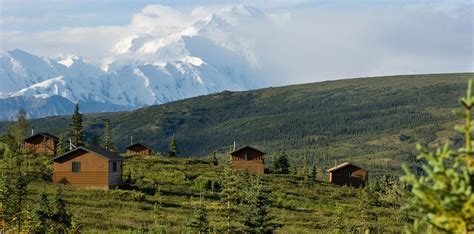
[0,5,267,120]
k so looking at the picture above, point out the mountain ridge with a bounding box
[0,5,273,120]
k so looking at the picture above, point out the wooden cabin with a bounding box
[327,162,368,187]
[126,142,151,156]
[230,146,265,175]
[53,145,125,189]
[23,132,58,155]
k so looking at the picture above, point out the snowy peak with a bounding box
[0,5,269,120]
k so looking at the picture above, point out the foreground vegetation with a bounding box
[5,156,406,233]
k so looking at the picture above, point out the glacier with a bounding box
[0,5,268,120]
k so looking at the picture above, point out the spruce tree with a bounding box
[68,103,85,147]
[301,154,311,186]
[0,172,12,229]
[51,188,72,232]
[168,135,179,157]
[401,80,474,233]
[209,151,218,166]
[34,192,52,233]
[277,150,290,174]
[271,154,278,173]
[220,162,240,232]
[57,133,66,155]
[101,119,116,151]
[6,108,28,152]
[358,186,377,232]
[12,167,29,232]
[187,203,210,233]
[241,175,282,233]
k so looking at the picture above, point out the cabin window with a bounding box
[72,162,81,173]
[112,162,117,172]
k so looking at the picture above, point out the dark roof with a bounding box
[53,145,124,162]
[230,146,265,156]
[327,162,363,172]
[126,142,152,150]
[23,132,59,141]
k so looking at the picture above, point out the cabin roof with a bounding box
[326,162,363,172]
[230,146,265,156]
[126,142,151,150]
[53,145,124,162]
[23,132,59,142]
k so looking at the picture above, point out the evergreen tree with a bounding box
[6,108,28,153]
[57,133,66,155]
[34,192,52,233]
[300,154,311,186]
[401,80,474,233]
[101,119,116,151]
[277,150,290,174]
[0,172,13,228]
[168,135,179,157]
[50,188,72,232]
[209,151,218,166]
[358,186,377,232]
[220,162,240,232]
[68,103,85,147]
[271,154,278,173]
[187,203,210,233]
[241,175,282,233]
[11,167,29,232]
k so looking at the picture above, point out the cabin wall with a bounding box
[53,151,109,188]
[108,161,123,188]
[24,137,56,155]
[231,148,265,175]
[232,160,265,175]
[329,166,368,187]
[127,148,151,156]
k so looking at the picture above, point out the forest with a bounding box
[0,73,472,178]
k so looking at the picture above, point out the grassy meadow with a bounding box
[23,155,406,233]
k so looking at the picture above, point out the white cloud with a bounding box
[0,1,472,85]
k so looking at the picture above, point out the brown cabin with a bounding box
[53,145,125,189]
[327,162,368,187]
[23,132,58,155]
[230,146,265,175]
[126,142,151,156]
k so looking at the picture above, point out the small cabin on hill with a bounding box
[327,162,368,187]
[53,145,125,189]
[230,146,265,175]
[23,132,58,155]
[126,142,152,156]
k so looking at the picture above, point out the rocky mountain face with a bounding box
[0,5,267,120]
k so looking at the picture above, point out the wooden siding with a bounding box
[24,136,57,155]
[108,161,123,187]
[53,150,111,189]
[232,160,264,175]
[328,165,368,187]
[127,145,151,156]
[231,148,265,175]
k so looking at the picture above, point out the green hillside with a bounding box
[2,73,473,177]
[26,156,405,233]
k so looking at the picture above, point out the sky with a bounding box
[0,0,473,85]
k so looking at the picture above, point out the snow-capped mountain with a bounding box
[0,5,269,120]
